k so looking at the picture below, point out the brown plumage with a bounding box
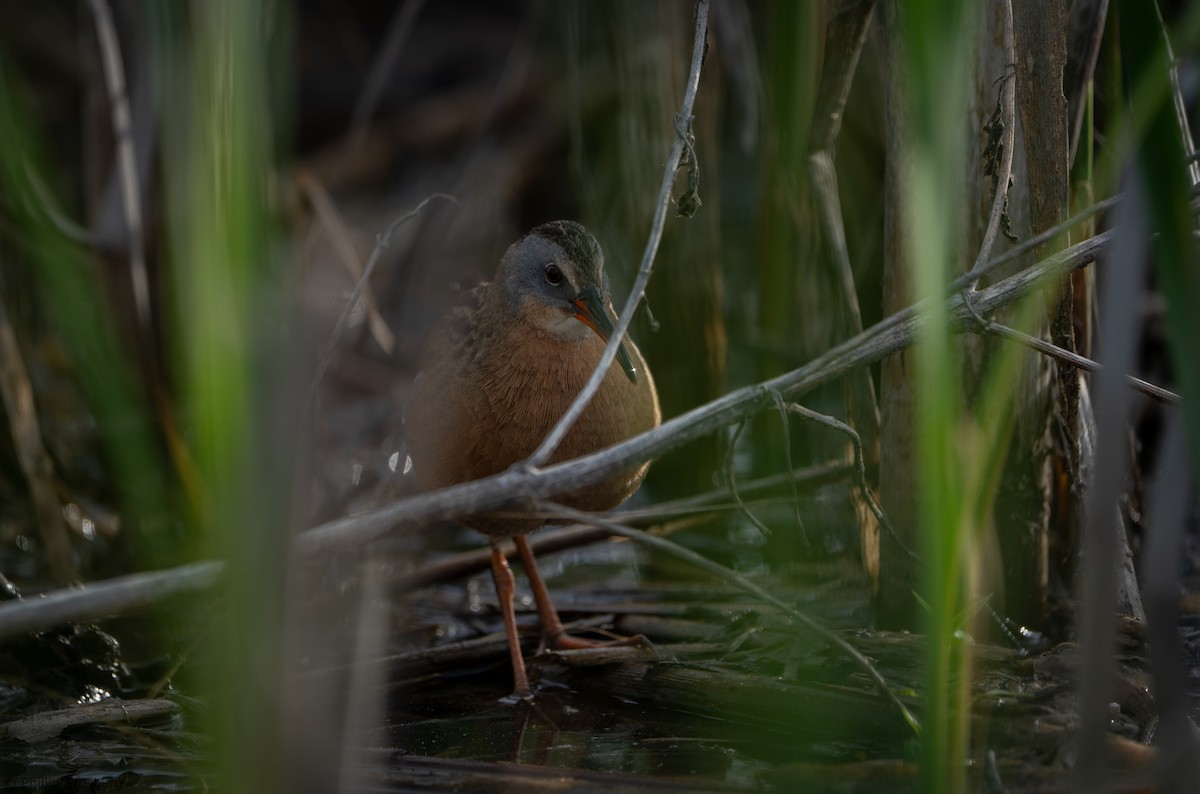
[406,220,661,698]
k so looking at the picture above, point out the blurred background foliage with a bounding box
[0,0,1198,791]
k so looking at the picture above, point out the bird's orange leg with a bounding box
[489,542,533,699]
[513,534,648,651]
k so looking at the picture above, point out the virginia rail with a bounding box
[406,220,661,699]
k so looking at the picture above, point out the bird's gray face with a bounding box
[500,220,638,383]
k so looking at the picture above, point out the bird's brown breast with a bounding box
[406,304,660,537]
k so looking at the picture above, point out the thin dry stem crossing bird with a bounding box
[406,220,661,699]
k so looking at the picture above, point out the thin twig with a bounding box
[723,419,774,539]
[297,229,1113,554]
[0,561,223,640]
[0,289,77,584]
[639,459,855,519]
[965,0,1017,286]
[1152,0,1200,187]
[87,1,206,513]
[976,318,1179,404]
[808,0,877,155]
[805,0,882,461]
[297,171,395,354]
[769,390,809,548]
[23,163,105,246]
[86,0,150,334]
[783,402,915,560]
[304,192,457,413]
[537,500,922,738]
[526,0,711,468]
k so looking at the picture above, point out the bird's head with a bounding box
[498,220,638,383]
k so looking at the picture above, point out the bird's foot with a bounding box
[545,630,654,654]
[499,685,535,705]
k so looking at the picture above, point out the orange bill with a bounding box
[571,285,638,383]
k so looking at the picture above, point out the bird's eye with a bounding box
[544,264,563,286]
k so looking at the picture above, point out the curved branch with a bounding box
[297,230,1112,555]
